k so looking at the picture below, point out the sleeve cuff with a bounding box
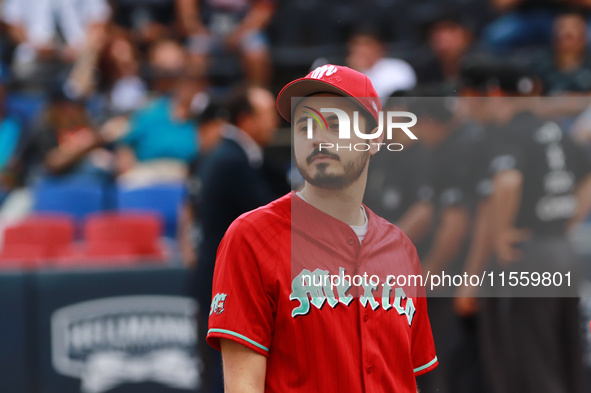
[413,356,438,376]
[207,328,270,357]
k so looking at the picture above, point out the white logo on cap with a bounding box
[310,65,337,79]
[372,102,378,111]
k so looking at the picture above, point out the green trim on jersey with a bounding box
[413,356,438,373]
[209,328,269,352]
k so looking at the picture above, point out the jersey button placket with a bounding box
[367,365,373,374]
[347,237,354,245]
[363,312,369,322]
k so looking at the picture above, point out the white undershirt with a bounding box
[296,192,369,244]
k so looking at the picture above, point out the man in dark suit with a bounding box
[193,85,287,392]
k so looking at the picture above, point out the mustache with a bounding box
[306,149,340,165]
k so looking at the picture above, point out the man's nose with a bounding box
[309,125,330,148]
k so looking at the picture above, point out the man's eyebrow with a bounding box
[295,113,341,126]
[296,116,310,125]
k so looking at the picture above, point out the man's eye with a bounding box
[329,122,340,130]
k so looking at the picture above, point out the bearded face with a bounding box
[293,94,378,191]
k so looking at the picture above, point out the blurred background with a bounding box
[1,0,591,392]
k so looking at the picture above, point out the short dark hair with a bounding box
[349,25,383,44]
[555,6,588,20]
[226,85,255,126]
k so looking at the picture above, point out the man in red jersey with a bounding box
[207,64,438,392]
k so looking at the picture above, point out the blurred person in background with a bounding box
[110,0,178,50]
[453,56,503,318]
[363,95,433,245]
[96,33,148,116]
[346,28,417,100]
[181,96,227,268]
[66,31,148,118]
[192,84,286,393]
[116,39,204,188]
[414,9,475,88]
[482,0,591,53]
[176,0,274,86]
[147,38,192,94]
[0,85,115,228]
[533,9,591,95]
[0,64,23,200]
[18,88,115,185]
[476,62,591,393]
[407,94,474,393]
[1,0,111,83]
[190,96,227,164]
[452,56,509,393]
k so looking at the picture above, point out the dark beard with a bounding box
[296,150,369,190]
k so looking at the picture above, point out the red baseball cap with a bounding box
[276,64,382,124]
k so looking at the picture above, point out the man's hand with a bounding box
[495,227,530,266]
[454,285,479,317]
[491,169,525,266]
[220,339,267,393]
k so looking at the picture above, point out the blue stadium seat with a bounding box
[32,178,106,221]
[116,183,187,238]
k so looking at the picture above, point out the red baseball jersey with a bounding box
[207,192,437,392]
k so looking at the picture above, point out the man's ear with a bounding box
[369,126,384,156]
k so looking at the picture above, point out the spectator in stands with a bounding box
[62,29,148,122]
[116,40,203,188]
[346,28,417,99]
[110,0,177,49]
[177,0,274,86]
[0,63,23,203]
[65,30,148,116]
[414,11,474,87]
[147,39,191,94]
[1,0,111,82]
[96,34,148,116]
[482,0,591,53]
[533,10,591,95]
[192,84,286,393]
[19,88,115,184]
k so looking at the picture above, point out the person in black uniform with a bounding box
[450,56,504,393]
[477,62,591,393]
[363,95,434,245]
[404,93,476,393]
[453,56,504,314]
[409,94,473,280]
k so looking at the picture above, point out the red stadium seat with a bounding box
[82,212,165,261]
[0,214,76,268]
[52,242,140,267]
[0,244,48,269]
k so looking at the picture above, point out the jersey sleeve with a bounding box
[206,217,276,357]
[403,236,438,376]
[410,295,438,376]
